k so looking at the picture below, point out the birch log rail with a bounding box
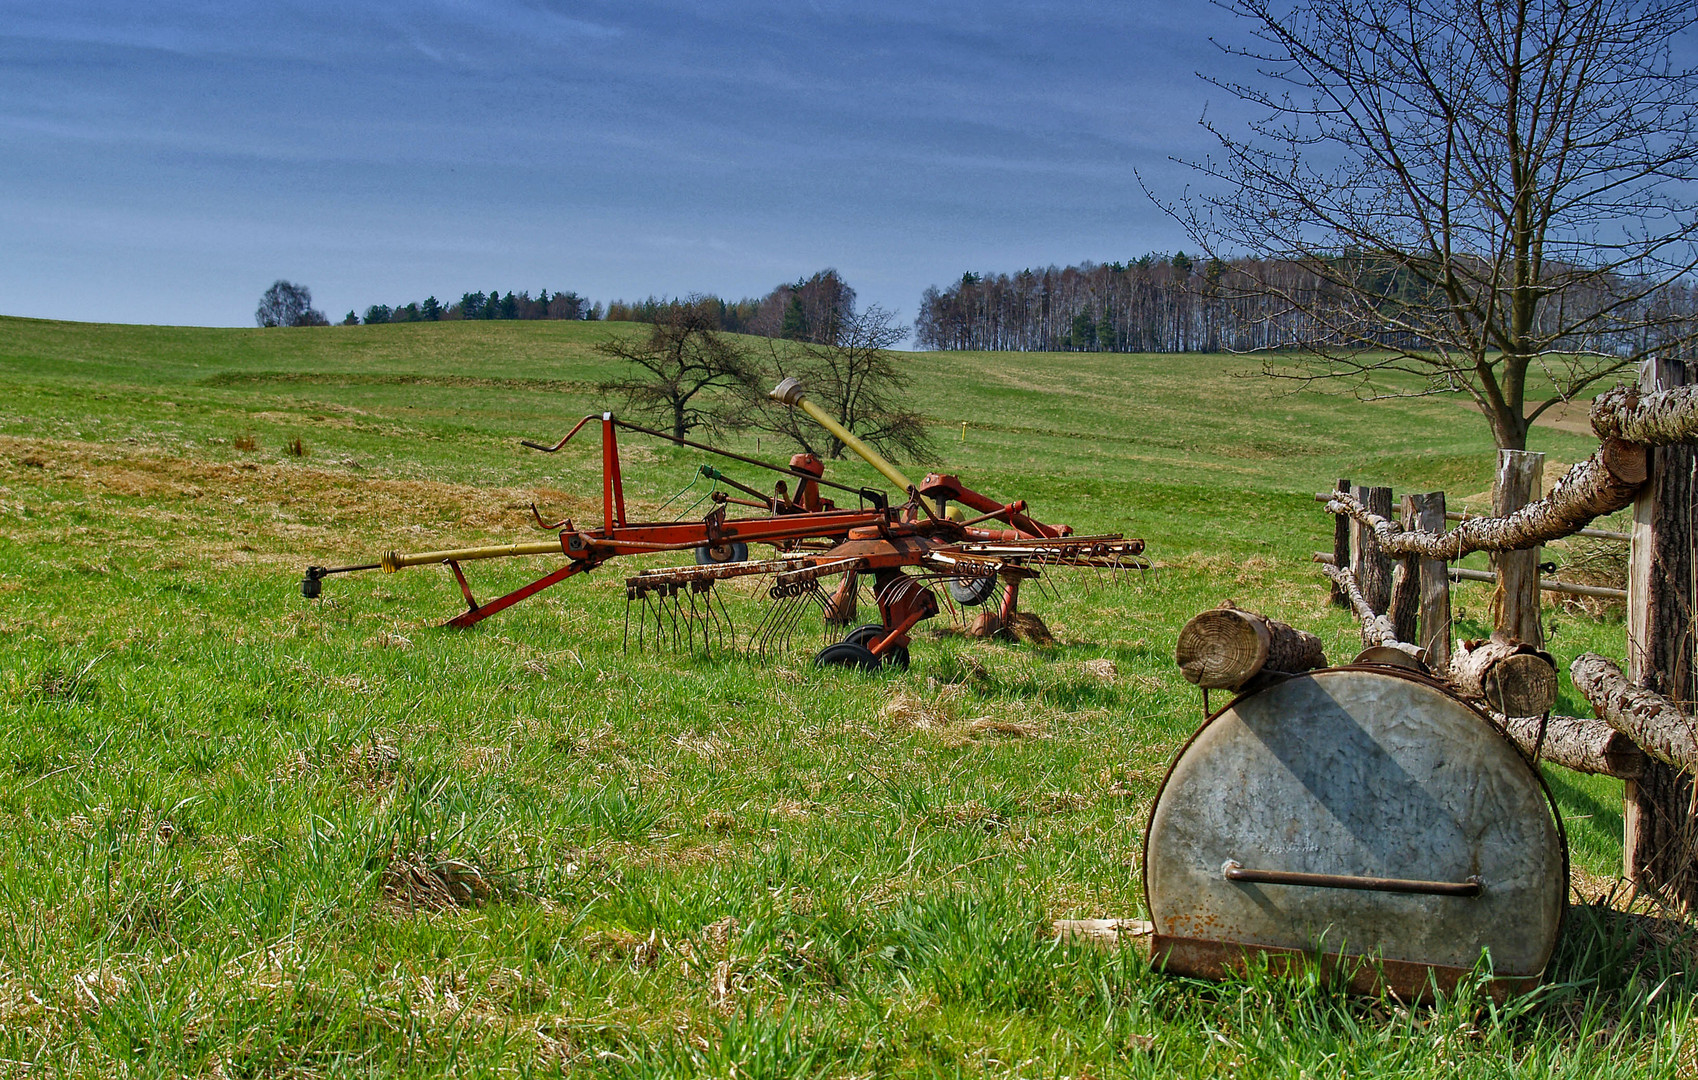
[1174,603,1328,690]
[1320,562,1422,656]
[1593,383,1698,444]
[1324,440,1647,559]
[1571,652,1698,775]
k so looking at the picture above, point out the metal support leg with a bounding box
[443,561,593,629]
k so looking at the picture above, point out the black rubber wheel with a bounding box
[815,642,881,671]
[948,573,998,607]
[843,623,886,650]
[695,541,750,565]
[844,624,911,669]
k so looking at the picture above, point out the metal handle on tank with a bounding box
[1222,860,1482,898]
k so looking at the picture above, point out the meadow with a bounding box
[0,314,1691,1076]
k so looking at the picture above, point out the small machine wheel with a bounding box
[815,642,881,671]
[843,623,886,649]
[843,624,911,669]
[695,541,750,565]
[948,573,998,607]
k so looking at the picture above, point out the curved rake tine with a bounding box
[807,582,833,643]
[776,592,810,654]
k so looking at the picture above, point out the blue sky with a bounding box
[0,2,1239,329]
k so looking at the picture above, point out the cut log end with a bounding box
[1175,606,1270,689]
[1481,653,1560,720]
[1451,637,1557,719]
[1174,603,1326,690]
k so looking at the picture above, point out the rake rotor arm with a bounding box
[769,378,932,515]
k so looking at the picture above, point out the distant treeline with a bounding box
[351,289,600,325]
[916,254,1698,354]
[348,269,859,346]
[604,269,855,345]
[916,255,1271,353]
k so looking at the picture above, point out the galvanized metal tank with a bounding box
[1143,666,1566,1000]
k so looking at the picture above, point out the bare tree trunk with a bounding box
[1622,356,1698,909]
[1491,451,1544,648]
[1572,653,1698,776]
[1331,477,1351,609]
[1321,563,1419,656]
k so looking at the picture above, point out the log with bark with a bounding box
[1593,383,1698,445]
[1488,710,1647,779]
[1325,440,1647,559]
[1449,635,1558,719]
[1571,652,1698,775]
[1174,603,1328,690]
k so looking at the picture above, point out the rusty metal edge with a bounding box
[1148,933,1540,1004]
[1142,664,1570,994]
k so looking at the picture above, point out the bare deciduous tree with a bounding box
[1166,0,1698,454]
[256,280,328,328]
[755,304,934,464]
[596,301,759,442]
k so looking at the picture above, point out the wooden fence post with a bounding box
[1492,450,1545,648]
[1626,357,1698,908]
[1331,477,1351,609]
[1388,494,1420,644]
[1351,485,1394,616]
[1413,491,1451,670]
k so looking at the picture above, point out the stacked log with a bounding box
[1449,635,1558,720]
[1175,603,1327,690]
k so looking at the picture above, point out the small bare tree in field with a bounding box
[596,302,758,442]
[756,304,935,464]
[1167,0,1698,456]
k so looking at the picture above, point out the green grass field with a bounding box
[0,315,1691,1076]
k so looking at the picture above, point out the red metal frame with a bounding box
[311,412,1144,649]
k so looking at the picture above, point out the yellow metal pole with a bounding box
[381,539,563,572]
[769,377,935,512]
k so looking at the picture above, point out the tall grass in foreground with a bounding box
[0,316,1686,1075]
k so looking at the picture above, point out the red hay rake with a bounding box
[300,380,1147,669]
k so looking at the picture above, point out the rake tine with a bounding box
[688,585,704,652]
[708,585,728,650]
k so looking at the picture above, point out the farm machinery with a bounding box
[300,378,1146,667]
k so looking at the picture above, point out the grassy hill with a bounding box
[0,315,1687,1076]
